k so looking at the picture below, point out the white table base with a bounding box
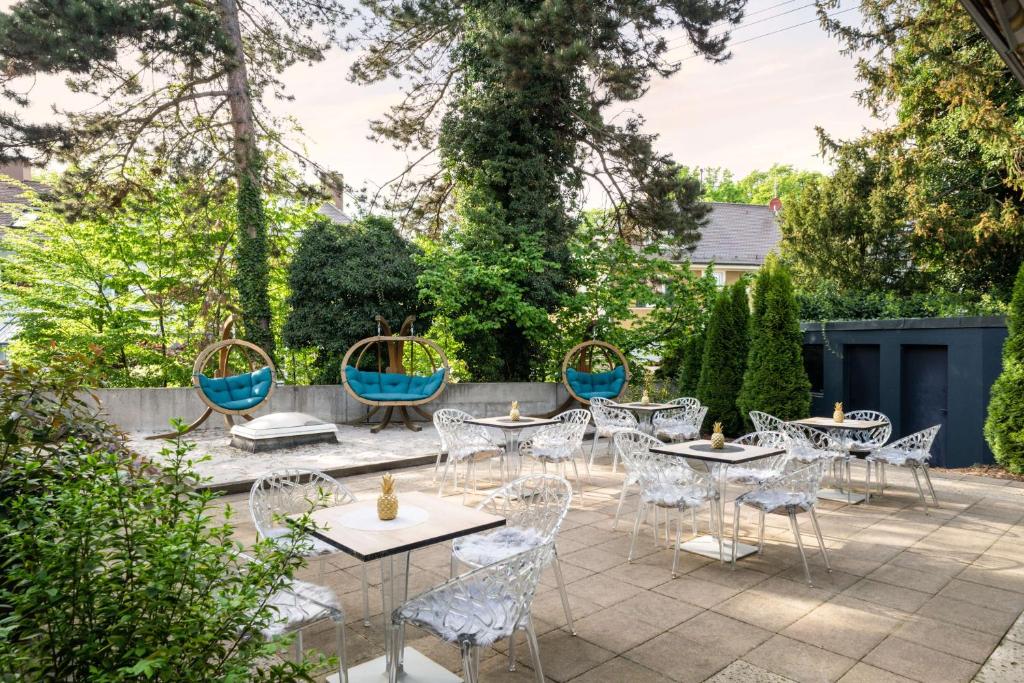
[817,488,866,504]
[330,648,461,683]
[680,534,759,561]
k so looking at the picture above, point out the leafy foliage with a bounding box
[738,258,811,426]
[796,282,1008,322]
[284,216,424,383]
[674,330,706,398]
[680,164,824,208]
[0,354,321,681]
[697,280,749,435]
[985,263,1024,473]
[351,0,741,379]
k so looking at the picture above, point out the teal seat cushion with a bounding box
[566,365,625,399]
[198,366,272,411]
[344,366,445,402]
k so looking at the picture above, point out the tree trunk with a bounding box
[218,0,274,356]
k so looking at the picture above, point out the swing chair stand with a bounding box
[353,404,433,433]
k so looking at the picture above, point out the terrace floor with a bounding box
[216,452,1024,682]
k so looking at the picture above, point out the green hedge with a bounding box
[985,263,1024,473]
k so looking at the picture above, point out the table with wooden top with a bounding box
[651,439,786,562]
[307,491,505,682]
[608,401,675,434]
[465,415,559,481]
[790,416,888,504]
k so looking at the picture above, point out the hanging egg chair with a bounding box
[341,315,449,433]
[147,316,276,440]
[561,340,630,407]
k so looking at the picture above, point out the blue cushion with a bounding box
[198,366,272,410]
[567,365,625,398]
[344,366,445,402]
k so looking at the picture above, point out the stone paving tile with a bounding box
[624,631,737,683]
[566,656,673,682]
[842,577,933,613]
[974,630,1024,683]
[569,605,667,653]
[891,613,1000,664]
[670,611,773,657]
[607,588,702,631]
[916,595,1020,636]
[518,629,616,682]
[937,578,1024,614]
[713,577,830,632]
[863,636,980,683]
[744,634,857,683]
[865,562,953,594]
[651,574,743,609]
[836,662,915,682]
[780,595,906,660]
[706,660,795,682]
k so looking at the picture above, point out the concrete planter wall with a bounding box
[92,381,570,434]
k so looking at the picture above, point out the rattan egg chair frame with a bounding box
[556,340,630,413]
[341,315,450,433]
[147,316,277,440]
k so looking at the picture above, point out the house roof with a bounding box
[0,177,46,231]
[317,202,352,225]
[687,202,781,267]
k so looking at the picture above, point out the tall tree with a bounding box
[984,261,1024,473]
[697,280,749,435]
[351,0,744,380]
[0,0,349,355]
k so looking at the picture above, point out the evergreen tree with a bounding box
[676,330,706,397]
[738,258,811,426]
[697,280,749,435]
[985,262,1024,473]
[283,216,423,384]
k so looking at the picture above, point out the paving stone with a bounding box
[974,638,1024,683]
[892,614,1000,664]
[842,578,932,613]
[705,660,796,682]
[671,610,773,657]
[566,656,672,682]
[744,634,857,683]
[862,636,980,683]
[781,595,905,659]
[623,631,737,683]
[916,595,1020,636]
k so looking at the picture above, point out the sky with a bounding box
[2,0,877,207]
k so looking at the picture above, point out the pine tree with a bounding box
[738,258,811,426]
[697,280,749,435]
[985,262,1024,473]
[677,329,706,398]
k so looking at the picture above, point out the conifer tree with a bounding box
[985,262,1024,473]
[677,330,706,397]
[697,280,749,435]
[738,257,811,425]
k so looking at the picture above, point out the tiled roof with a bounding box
[0,177,46,231]
[317,202,352,225]
[687,202,781,266]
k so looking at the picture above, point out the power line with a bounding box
[674,4,861,59]
[665,1,817,45]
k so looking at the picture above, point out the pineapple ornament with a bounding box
[833,402,845,424]
[710,422,725,449]
[640,368,652,405]
[509,401,521,422]
[377,473,399,521]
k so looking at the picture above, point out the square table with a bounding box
[790,417,887,504]
[307,491,505,682]
[608,401,675,434]
[651,439,785,562]
[466,415,559,480]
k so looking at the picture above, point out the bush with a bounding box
[283,215,423,384]
[985,263,1024,473]
[0,354,322,681]
[738,258,811,426]
[796,282,1008,321]
[697,281,749,435]
[675,330,705,397]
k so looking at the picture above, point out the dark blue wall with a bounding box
[801,317,1007,468]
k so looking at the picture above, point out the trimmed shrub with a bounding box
[697,280,749,435]
[985,262,1024,473]
[738,257,811,426]
[676,329,705,397]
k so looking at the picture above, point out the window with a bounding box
[712,271,726,286]
[803,344,824,395]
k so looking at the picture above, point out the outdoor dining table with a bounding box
[465,414,559,480]
[650,439,786,562]
[608,400,674,434]
[790,416,888,504]
[306,491,505,682]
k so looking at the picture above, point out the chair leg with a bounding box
[588,434,600,467]
[845,459,853,504]
[552,551,577,635]
[628,503,645,562]
[613,483,629,529]
[671,509,683,578]
[808,506,832,573]
[432,448,444,483]
[461,642,480,683]
[788,510,813,586]
[865,459,873,504]
[581,450,593,484]
[910,466,928,513]
[881,462,888,492]
[437,457,453,497]
[922,465,939,507]
[335,619,349,683]
[758,509,766,553]
[691,508,698,535]
[295,627,304,663]
[507,630,516,672]
[525,618,545,683]
[731,503,742,569]
[570,458,583,498]
[361,562,371,627]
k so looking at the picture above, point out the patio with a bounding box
[218,455,1024,683]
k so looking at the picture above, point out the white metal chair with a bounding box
[866,425,941,509]
[249,469,373,626]
[612,429,664,530]
[519,409,591,495]
[838,410,892,455]
[432,408,473,482]
[391,542,554,683]
[783,422,855,503]
[436,412,505,501]
[627,449,719,577]
[588,396,638,471]
[653,397,708,442]
[728,431,792,486]
[749,410,786,433]
[731,461,831,586]
[452,475,576,670]
[240,553,349,682]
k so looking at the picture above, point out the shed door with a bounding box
[900,345,948,467]
[843,344,881,412]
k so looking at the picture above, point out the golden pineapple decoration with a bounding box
[833,402,845,424]
[377,473,398,521]
[640,368,652,405]
[710,422,725,449]
[509,401,521,422]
